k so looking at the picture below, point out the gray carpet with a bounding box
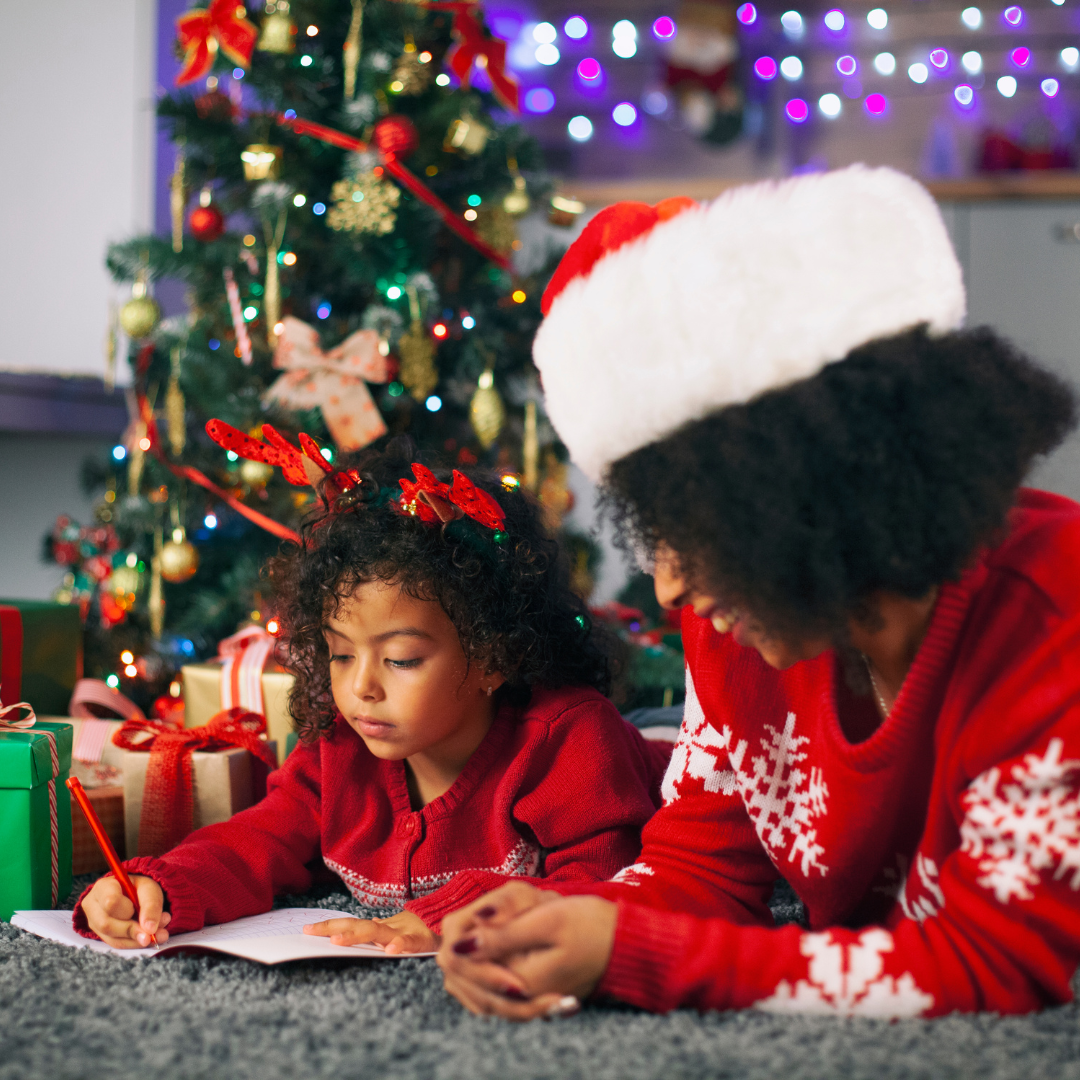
[2,878,1078,1080]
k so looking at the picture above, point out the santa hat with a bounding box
[533,165,965,481]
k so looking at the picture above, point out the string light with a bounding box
[823,9,845,32]
[139,436,152,451]
[568,115,594,141]
[736,4,757,25]
[954,84,975,107]
[1010,47,1031,68]
[997,75,1017,97]
[1042,78,1060,97]
[169,680,182,697]
[282,252,297,266]
[908,62,929,83]
[387,285,403,299]
[512,290,527,303]
[121,650,134,665]
[124,664,138,678]
[208,338,220,350]
[243,234,256,246]
[780,11,804,37]
[612,102,638,126]
[243,305,257,320]
[864,92,888,115]
[320,448,333,462]
[433,323,448,337]
[780,56,803,80]
[754,57,778,80]
[293,193,306,207]
[961,7,982,28]
[867,8,887,29]
[204,513,218,529]
[535,42,560,65]
[462,315,476,329]
[651,16,676,39]
[564,16,588,38]
[1003,5,1023,26]
[106,674,120,689]
[425,395,442,412]
[464,208,478,221]
[836,55,857,76]
[819,93,842,117]
[125,552,138,568]
[1062,48,1080,71]
[467,194,482,206]
[612,19,637,57]
[534,22,557,42]
[227,449,239,461]
[577,57,602,81]
[930,49,949,69]
[306,24,318,35]
[436,73,451,85]
[501,475,520,489]
[266,619,280,635]
[874,52,896,75]
[300,55,313,67]
[112,445,127,461]
[525,86,556,112]
[962,51,982,74]
[785,98,809,123]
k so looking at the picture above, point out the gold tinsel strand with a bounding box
[149,526,165,638]
[470,369,505,449]
[165,346,186,456]
[263,208,287,346]
[523,400,539,491]
[128,418,147,497]
[343,0,364,99]
[103,302,118,392]
[327,173,400,235]
[503,155,530,216]
[170,144,186,254]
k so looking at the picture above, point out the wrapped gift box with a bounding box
[70,784,125,875]
[182,661,294,765]
[0,601,83,717]
[0,720,73,920]
[122,741,277,858]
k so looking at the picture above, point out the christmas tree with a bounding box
[48,0,569,709]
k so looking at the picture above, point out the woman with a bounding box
[435,166,1080,1019]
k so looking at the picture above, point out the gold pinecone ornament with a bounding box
[327,172,400,235]
[470,369,505,449]
[397,321,438,401]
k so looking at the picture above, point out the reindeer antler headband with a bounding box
[205,420,508,539]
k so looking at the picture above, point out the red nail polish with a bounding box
[503,986,528,1000]
[452,936,478,955]
[476,906,497,919]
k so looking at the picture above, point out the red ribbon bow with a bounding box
[175,0,259,87]
[440,3,519,112]
[114,709,277,856]
[399,463,506,531]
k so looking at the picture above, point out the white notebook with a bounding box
[11,908,437,964]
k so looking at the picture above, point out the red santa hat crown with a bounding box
[533,165,966,481]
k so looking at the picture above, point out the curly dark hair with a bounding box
[603,325,1077,640]
[268,436,613,740]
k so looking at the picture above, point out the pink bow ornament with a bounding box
[264,316,391,451]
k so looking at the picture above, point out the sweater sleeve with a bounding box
[598,642,1080,1016]
[405,699,661,930]
[74,739,325,937]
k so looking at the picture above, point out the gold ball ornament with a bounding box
[239,459,275,487]
[470,369,505,449]
[159,539,199,584]
[327,172,400,235]
[397,320,438,401]
[119,296,161,339]
[109,565,141,596]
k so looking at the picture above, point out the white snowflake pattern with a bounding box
[959,738,1080,905]
[660,668,737,804]
[610,862,655,886]
[874,852,944,923]
[754,929,935,1018]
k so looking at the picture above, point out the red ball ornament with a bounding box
[188,204,225,242]
[373,115,420,159]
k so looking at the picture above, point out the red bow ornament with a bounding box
[399,464,506,531]
[264,316,392,451]
[114,709,277,855]
[175,0,259,87]
[437,3,519,112]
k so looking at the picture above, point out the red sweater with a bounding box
[559,490,1080,1016]
[74,685,668,936]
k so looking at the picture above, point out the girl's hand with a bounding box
[81,874,171,948]
[303,909,439,954]
[437,882,618,1020]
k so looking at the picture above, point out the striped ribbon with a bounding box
[0,704,60,906]
[218,626,276,716]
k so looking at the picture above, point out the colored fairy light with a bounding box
[819,93,842,117]
[316,302,331,318]
[300,55,312,67]
[233,67,245,79]
[425,395,442,412]
[753,56,778,80]
[568,115,594,140]
[823,9,845,32]
[386,286,403,300]
[577,57,602,81]
[930,49,949,69]
[467,194,482,206]
[1062,48,1080,71]
[433,323,448,338]
[121,650,134,665]
[512,290,527,303]
[908,62,929,84]
[1003,6,1023,25]
[436,73,451,85]
[961,51,982,74]
[997,75,1017,97]
[293,193,306,207]
[501,475,520,489]
[613,19,637,38]
[874,52,896,75]
[283,109,296,119]
[864,92,887,114]
[533,22,557,43]
[463,208,478,221]
[266,619,280,635]
[525,87,556,112]
[954,84,975,106]
[106,674,120,689]
[643,90,668,113]
[204,513,218,529]
[320,448,333,462]
[125,552,138,568]
[306,24,318,35]
[612,101,638,125]
[1010,47,1031,68]
[535,43,560,64]
[388,382,404,397]
[462,315,476,329]
[780,56,803,80]
[867,8,887,29]
[785,98,809,123]
[613,36,637,57]
[736,4,757,25]
[837,55,857,76]
[243,305,257,320]
[780,11,804,37]
[564,16,588,38]
[961,6,982,28]
[652,16,677,39]
[1042,78,1060,97]
[112,445,126,461]
[124,664,138,678]
[208,338,220,349]
[226,449,239,461]
[282,252,297,266]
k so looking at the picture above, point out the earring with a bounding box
[485,686,493,697]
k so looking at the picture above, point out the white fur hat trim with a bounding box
[533,165,966,481]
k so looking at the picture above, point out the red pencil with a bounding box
[66,776,157,946]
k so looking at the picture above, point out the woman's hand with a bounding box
[81,874,170,948]
[437,881,618,1020]
[303,909,438,954]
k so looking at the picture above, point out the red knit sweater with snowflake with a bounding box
[73,685,668,937]
[547,489,1080,1017]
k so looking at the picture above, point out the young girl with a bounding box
[76,436,669,954]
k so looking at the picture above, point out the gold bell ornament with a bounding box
[327,171,400,235]
[470,368,505,449]
[444,114,490,157]
[241,144,283,181]
[119,273,160,339]
[502,156,530,216]
[258,0,295,53]
[160,525,199,584]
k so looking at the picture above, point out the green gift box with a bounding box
[0,720,73,920]
[0,601,83,717]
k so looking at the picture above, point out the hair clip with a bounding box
[399,464,507,538]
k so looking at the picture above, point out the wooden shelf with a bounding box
[558,171,1080,207]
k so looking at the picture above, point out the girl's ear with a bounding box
[483,671,508,695]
